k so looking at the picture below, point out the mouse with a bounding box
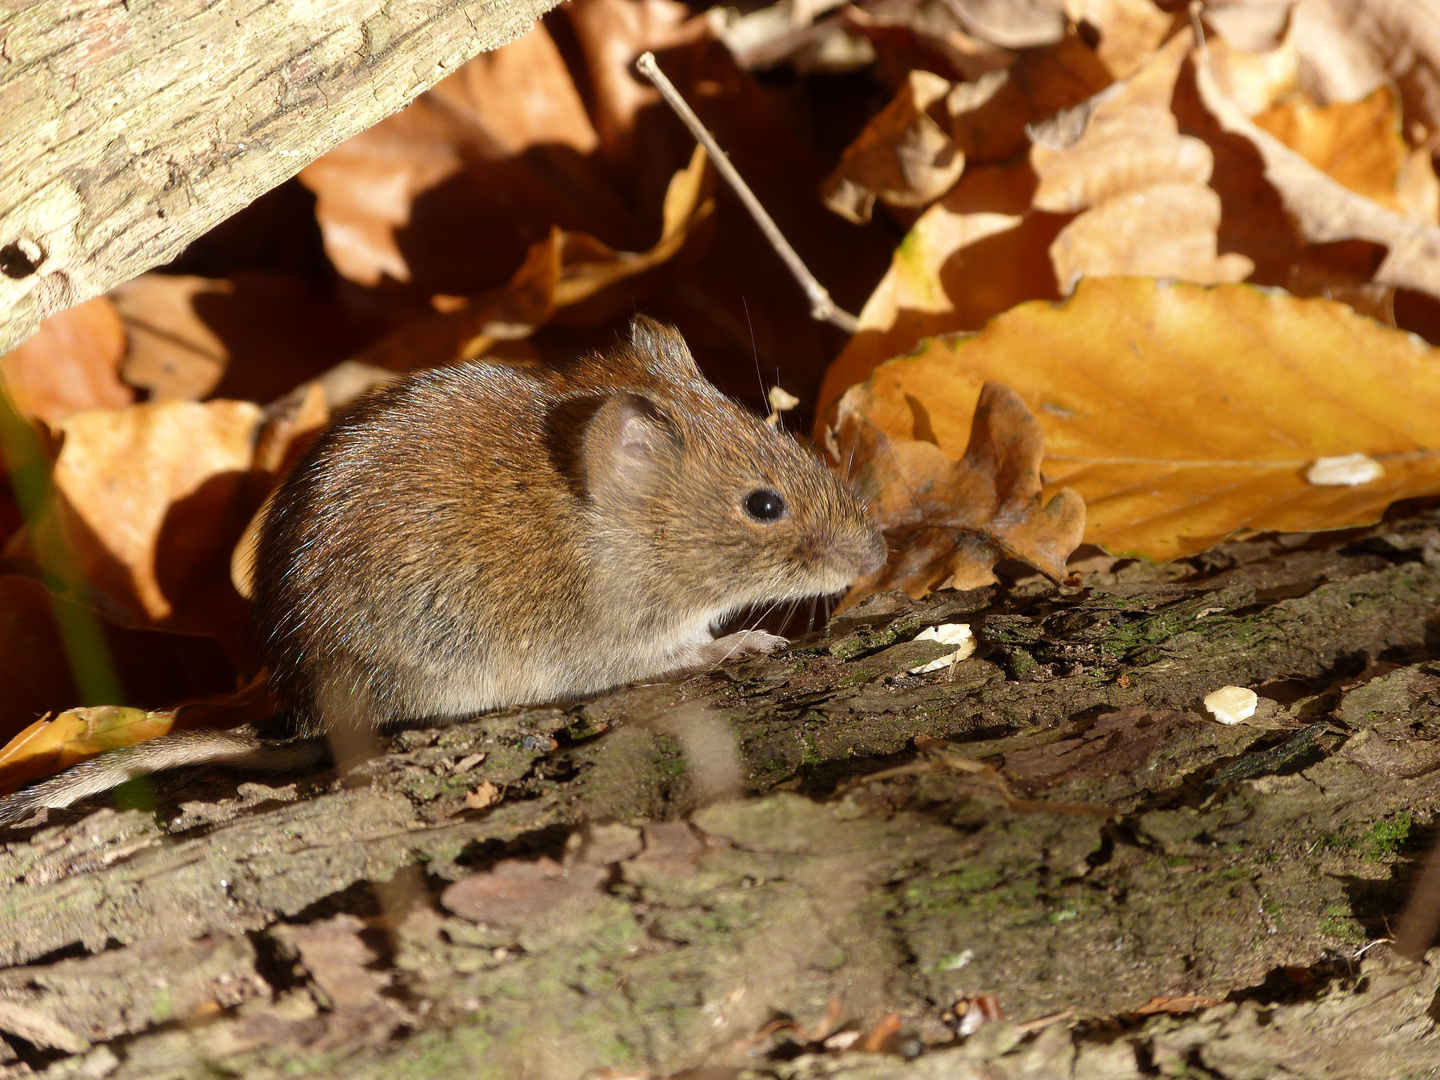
[0,317,887,826]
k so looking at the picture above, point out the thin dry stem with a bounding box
[636,51,860,334]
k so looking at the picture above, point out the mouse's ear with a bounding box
[581,393,680,501]
[626,316,701,381]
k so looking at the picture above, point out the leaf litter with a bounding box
[2,0,1440,1074]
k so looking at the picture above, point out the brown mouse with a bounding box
[0,317,885,825]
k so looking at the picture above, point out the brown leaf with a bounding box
[353,145,714,372]
[833,381,1085,607]
[28,400,262,628]
[277,915,389,1011]
[1030,28,1254,291]
[0,297,132,423]
[110,274,363,406]
[300,18,641,298]
[822,70,967,224]
[463,780,501,811]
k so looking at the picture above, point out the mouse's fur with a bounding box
[0,318,885,826]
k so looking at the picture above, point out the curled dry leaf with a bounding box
[830,276,1440,562]
[821,69,967,224]
[1031,27,1254,292]
[0,297,132,423]
[831,381,1085,609]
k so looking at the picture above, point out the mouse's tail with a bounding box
[0,728,327,829]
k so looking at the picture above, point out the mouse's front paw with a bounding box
[698,630,788,666]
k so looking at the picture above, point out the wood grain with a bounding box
[0,0,562,356]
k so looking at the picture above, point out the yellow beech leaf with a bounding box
[830,277,1440,561]
[0,706,175,796]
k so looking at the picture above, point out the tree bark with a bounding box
[2,509,1438,1077]
[0,0,562,357]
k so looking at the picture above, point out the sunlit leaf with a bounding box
[832,277,1440,561]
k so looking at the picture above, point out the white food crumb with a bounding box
[764,386,801,426]
[1305,453,1383,486]
[1204,685,1258,725]
[909,623,976,673]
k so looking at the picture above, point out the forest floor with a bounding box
[2,505,1439,1079]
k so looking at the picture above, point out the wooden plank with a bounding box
[0,0,562,356]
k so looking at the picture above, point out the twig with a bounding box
[635,51,860,334]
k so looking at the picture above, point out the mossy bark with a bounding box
[1,510,1439,1077]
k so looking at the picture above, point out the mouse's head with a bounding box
[567,318,886,635]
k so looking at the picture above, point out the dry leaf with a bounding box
[1200,24,1302,114]
[440,856,607,925]
[1252,85,1440,224]
[1030,28,1255,291]
[822,69,966,224]
[1063,0,1173,80]
[354,145,714,372]
[1287,0,1440,134]
[832,381,1085,608]
[463,780,501,811]
[841,3,1015,86]
[109,274,362,405]
[29,400,262,625]
[830,276,1440,561]
[0,573,237,746]
[817,164,1068,416]
[566,0,707,163]
[0,705,175,796]
[109,276,231,401]
[301,20,609,293]
[277,915,390,1011]
[0,297,132,423]
[1195,55,1440,303]
[943,0,1068,50]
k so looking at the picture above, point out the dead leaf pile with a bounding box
[809,0,1440,586]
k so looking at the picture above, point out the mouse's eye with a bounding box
[743,489,786,522]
